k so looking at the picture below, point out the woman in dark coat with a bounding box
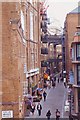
[31,103,35,115]
[55,109,60,120]
[46,110,51,120]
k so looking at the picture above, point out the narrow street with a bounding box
[1,1,80,119]
[25,81,69,119]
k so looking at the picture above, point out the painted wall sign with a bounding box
[2,110,13,118]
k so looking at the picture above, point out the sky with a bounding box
[45,0,80,29]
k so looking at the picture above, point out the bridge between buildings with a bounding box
[41,34,65,73]
[41,34,63,61]
[42,34,62,45]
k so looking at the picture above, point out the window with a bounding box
[41,48,48,54]
[76,44,80,60]
[30,0,32,4]
[72,48,75,60]
[30,12,33,40]
[77,65,80,85]
[21,10,24,31]
[20,10,26,43]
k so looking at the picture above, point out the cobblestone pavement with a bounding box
[25,81,69,119]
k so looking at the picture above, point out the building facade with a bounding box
[70,26,80,119]
[1,0,41,118]
[65,6,80,79]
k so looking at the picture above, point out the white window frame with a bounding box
[77,44,80,60]
[72,48,75,60]
[21,10,26,43]
[30,12,33,41]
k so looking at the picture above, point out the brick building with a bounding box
[1,0,41,118]
[0,3,2,120]
[69,26,80,119]
[65,6,80,79]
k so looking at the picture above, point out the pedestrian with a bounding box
[31,103,35,115]
[37,102,42,116]
[43,91,47,101]
[48,83,51,89]
[54,77,56,82]
[55,109,60,120]
[58,78,59,83]
[52,81,56,88]
[64,78,66,88]
[46,110,51,120]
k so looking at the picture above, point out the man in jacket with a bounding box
[37,102,42,116]
[43,91,47,101]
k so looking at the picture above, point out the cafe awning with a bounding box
[36,88,43,91]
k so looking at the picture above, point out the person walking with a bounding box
[43,91,47,101]
[55,109,60,120]
[63,78,67,88]
[58,78,59,83]
[31,102,35,115]
[52,81,56,88]
[37,102,42,116]
[46,110,51,120]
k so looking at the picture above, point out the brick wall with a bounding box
[2,2,26,118]
[1,1,41,118]
[0,2,2,120]
[65,13,79,76]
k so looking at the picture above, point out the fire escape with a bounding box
[40,3,65,77]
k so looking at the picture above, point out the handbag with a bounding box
[56,111,60,117]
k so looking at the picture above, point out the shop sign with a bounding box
[2,110,13,118]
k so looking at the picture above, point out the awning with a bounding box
[73,84,80,88]
[25,100,31,105]
[71,113,79,119]
[24,94,32,98]
[36,88,43,91]
[24,94,33,103]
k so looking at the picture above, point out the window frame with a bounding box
[77,64,80,85]
[76,44,80,60]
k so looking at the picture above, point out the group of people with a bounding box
[46,109,60,120]
[30,102,42,116]
[30,90,47,116]
[30,102,60,120]
[29,89,61,119]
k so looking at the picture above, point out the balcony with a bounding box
[41,21,47,33]
[47,58,62,63]
[40,10,47,16]
[42,13,47,21]
[41,48,48,54]
[41,60,49,67]
[41,34,48,43]
[41,21,47,28]
[42,27,47,33]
